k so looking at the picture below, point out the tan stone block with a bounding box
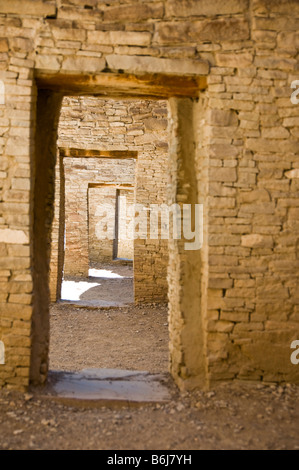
[239,203,275,215]
[234,322,264,332]
[153,22,194,44]
[61,56,106,73]
[256,282,289,300]
[216,52,253,68]
[9,281,32,294]
[285,169,299,179]
[220,311,249,322]
[207,109,238,127]
[9,355,30,367]
[3,335,31,348]
[0,257,30,270]
[106,55,209,76]
[235,279,255,288]
[9,37,33,52]
[35,54,62,71]
[165,0,249,17]
[209,197,235,209]
[207,320,234,333]
[9,294,32,305]
[0,270,10,277]
[207,297,226,309]
[0,293,7,302]
[283,117,299,127]
[207,310,220,320]
[0,38,8,52]
[239,189,270,203]
[144,118,168,131]
[88,31,151,47]
[0,0,56,16]
[254,56,296,71]
[226,288,255,298]
[240,339,299,381]
[241,234,273,248]
[209,255,238,266]
[104,3,164,22]
[5,376,29,387]
[11,178,30,191]
[209,234,240,246]
[196,18,249,42]
[253,0,299,15]
[261,127,290,139]
[0,229,29,244]
[52,28,86,42]
[15,367,30,377]
[209,167,237,182]
[277,31,299,49]
[209,278,233,289]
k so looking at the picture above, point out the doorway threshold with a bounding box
[40,369,173,408]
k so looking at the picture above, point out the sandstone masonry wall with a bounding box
[0,0,298,390]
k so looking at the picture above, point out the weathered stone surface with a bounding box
[216,52,253,67]
[195,18,249,42]
[103,3,164,22]
[62,56,106,73]
[0,229,29,244]
[241,234,273,248]
[207,109,238,127]
[285,169,299,179]
[154,18,249,44]
[106,55,209,75]
[0,0,56,16]
[88,31,152,47]
[35,54,61,71]
[166,0,249,17]
[252,0,299,14]
[209,167,237,182]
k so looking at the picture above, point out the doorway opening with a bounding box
[47,94,171,383]
[31,71,207,392]
[52,145,138,307]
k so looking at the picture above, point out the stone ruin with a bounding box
[0,0,298,391]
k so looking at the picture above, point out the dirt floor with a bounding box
[61,263,134,307]
[0,302,298,450]
[49,302,169,372]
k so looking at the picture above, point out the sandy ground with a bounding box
[61,263,134,307]
[0,302,298,450]
[49,302,169,373]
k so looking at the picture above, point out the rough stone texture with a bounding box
[114,188,135,261]
[0,0,298,391]
[88,186,119,264]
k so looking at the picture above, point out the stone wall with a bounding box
[88,185,117,265]
[0,0,298,391]
[114,188,134,260]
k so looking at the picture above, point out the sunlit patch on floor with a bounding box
[88,268,123,279]
[60,265,133,306]
[61,280,100,301]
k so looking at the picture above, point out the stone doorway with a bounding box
[50,147,137,307]
[31,71,207,391]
